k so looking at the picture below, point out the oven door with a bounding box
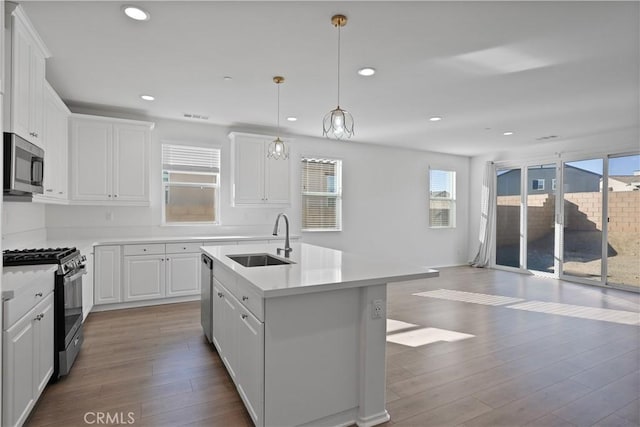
[63,267,85,348]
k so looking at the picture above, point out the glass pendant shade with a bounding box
[323,107,354,139]
[267,137,289,160]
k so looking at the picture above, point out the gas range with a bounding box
[3,247,86,274]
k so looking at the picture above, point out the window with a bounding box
[162,144,220,224]
[532,179,545,190]
[429,169,456,228]
[552,178,557,191]
[301,158,342,231]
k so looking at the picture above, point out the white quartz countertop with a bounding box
[2,265,58,301]
[202,243,439,298]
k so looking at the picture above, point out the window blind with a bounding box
[162,144,220,173]
[301,158,342,230]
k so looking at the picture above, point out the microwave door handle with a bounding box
[31,158,44,185]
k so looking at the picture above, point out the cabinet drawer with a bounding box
[165,242,202,254]
[123,244,165,256]
[3,268,55,328]
[213,261,236,295]
[236,277,264,321]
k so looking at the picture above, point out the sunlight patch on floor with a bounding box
[413,289,525,306]
[386,324,475,348]
[506,301,640,326]
[386,319,420,333]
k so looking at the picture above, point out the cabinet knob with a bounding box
[35,292,43,297]
[114,195,118,198]
[161,258,164,262]
[241,314,248,320]
[217,292,224,298]
[166,258,170,261]
[242,296,249,301]
[108,194,112,198]
[58,192,63,195]
[34,314,43,321]
[143,249,147,251]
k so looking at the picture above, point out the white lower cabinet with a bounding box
[123,255,166,301]
[212,265,264,427]
[166,253,201,297]
[3,293,54,427]
[94,245,122,305]
[236,306,265,425]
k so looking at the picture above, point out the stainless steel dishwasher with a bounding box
[200,254,213,343]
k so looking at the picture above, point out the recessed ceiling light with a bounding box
[123,5,150,21]
[429,116,442,122]
[503,131,514,136]
[140,94,155,101]
[357,67,376,77]
[286,117,297,122]
[223,76,233,81]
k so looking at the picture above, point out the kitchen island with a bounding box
[202,242,438,427]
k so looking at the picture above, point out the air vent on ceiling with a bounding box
[183,113,210,120]
[536,135,558,141]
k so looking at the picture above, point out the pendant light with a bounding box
[323,14,354,140]
[267,76,289,160]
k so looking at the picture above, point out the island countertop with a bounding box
[202,242,439,298]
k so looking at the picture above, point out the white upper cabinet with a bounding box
[70,114,153,205]
[230,132,291,206]
[35,82,70,203]
[4,4,51,147]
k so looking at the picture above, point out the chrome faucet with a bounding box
[272,213,292,257]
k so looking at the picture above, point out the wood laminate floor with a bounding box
[25,267,640,427]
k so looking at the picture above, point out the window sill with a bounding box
[302,228,342,233]
[429,226,456,229]
[161,222,221,227]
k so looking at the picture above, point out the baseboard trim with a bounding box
[92,295,200,312]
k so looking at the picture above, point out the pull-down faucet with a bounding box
[272,213,292,257]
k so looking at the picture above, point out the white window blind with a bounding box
[301,158,342,231]
[162,144,220,224]
[429,169,456,228]
[162,144,220,173]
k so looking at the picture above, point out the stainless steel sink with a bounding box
[227,253,295,267]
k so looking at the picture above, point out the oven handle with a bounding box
[64,267,87,283]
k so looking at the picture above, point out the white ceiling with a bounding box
[21,1,640,156]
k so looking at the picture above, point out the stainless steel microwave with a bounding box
[3,133,44,196]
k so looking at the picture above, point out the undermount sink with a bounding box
[227,253,295,267]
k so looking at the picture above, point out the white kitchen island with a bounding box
[202,242,439,427]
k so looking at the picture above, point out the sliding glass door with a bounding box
[493,152,639,292]
[606,154,640,289]
[561,159,604,282]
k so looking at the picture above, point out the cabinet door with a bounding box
[41,85,58,195]
[94,246,122,305]
[10,19,31,143]
[221,291,238,380]
[236,307,265,427]
[212,279,225,353]
[56,104,69,199]
[265,154,290,204]
[29,47,45,145]
[233,137,265,204]
[71,119,112,200]
[123,255,165,302]
[166,253,200,297]
[112,124,149,202]
[34,294,54,395]
[3,312,36,427]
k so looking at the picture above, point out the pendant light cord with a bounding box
[277,82,281,138]
[336,24,341,108]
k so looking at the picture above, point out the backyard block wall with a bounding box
[496,191,639,248]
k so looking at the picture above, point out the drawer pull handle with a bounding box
[143,249,147,251]
[35,292,43,297]
[34,314,43,321]
[242,296,249,301]
[217,292,224,298]
[241,314,247,320]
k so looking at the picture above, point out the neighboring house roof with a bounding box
[497,164,602,179]
[609,175,640,185]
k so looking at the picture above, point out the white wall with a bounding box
[45,109,471,268]
[467,127,640,261]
